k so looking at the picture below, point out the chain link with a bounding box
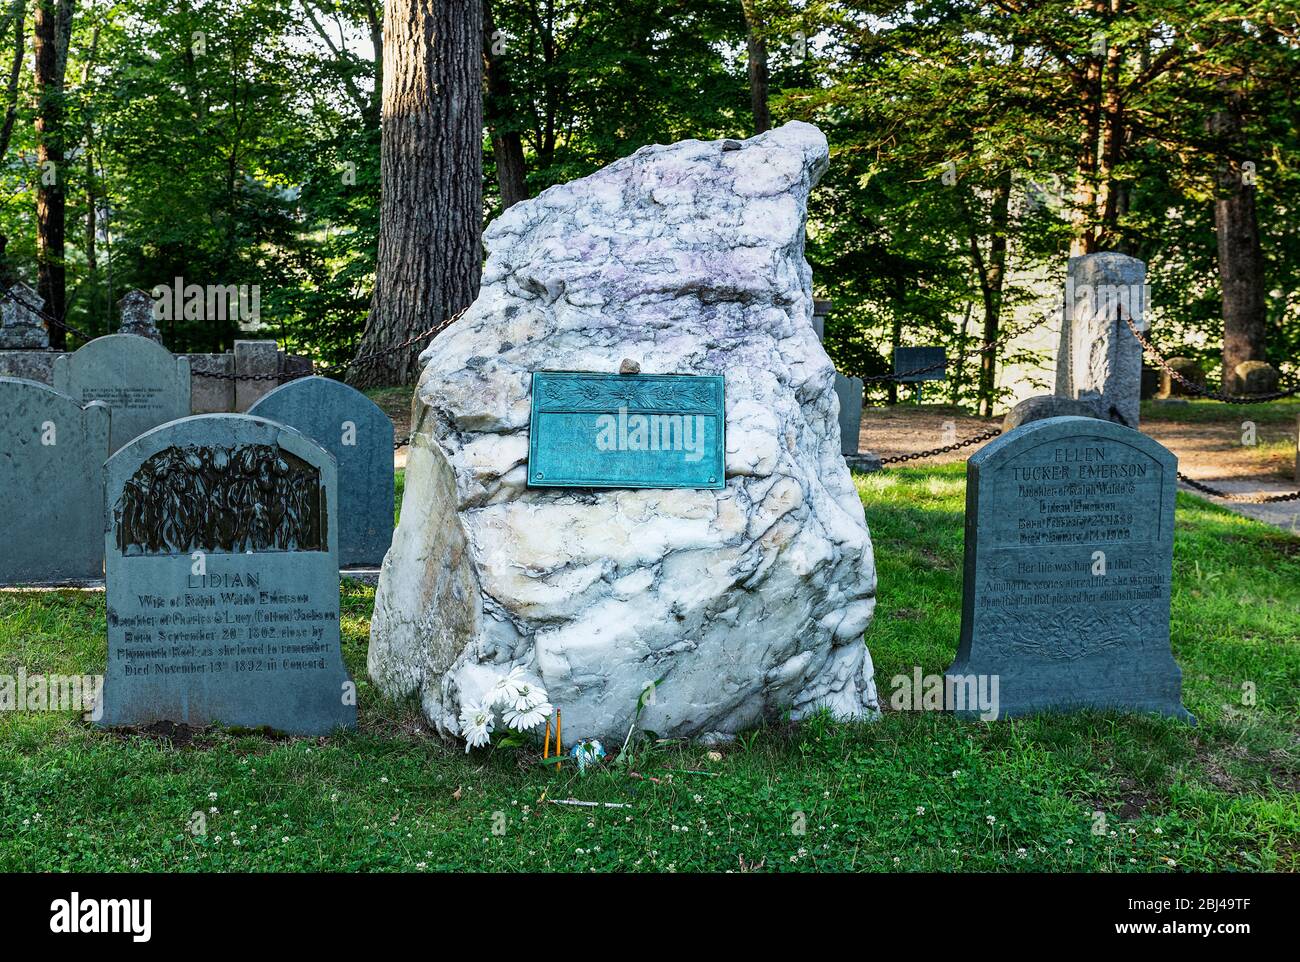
[877,427,1003,464]
[1176,473,1300,504]
[0,286,96,343]
[1122,314,1300,403]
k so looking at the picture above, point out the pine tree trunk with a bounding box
[350,0,483,387]
[33,0,74,349]
[741,0,769,134]
[483,0,527,209]
[1211,94,1266,393]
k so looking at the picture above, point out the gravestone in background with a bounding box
[249,376,394,566]
[1055,252,1146,428]
[0,283,49,349]
[116,289,163,343]
[97,414,356,735]
[54,334,190,453]
[948,415,1192,721]
[0,377,110,584]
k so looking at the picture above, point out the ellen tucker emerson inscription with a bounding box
[946,416,1193,722]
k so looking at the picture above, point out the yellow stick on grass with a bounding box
[555,708,562,771]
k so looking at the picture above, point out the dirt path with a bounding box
[856,403,1299,532]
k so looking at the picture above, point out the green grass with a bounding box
[1141,397,1300,427]
[0,465,1296,872]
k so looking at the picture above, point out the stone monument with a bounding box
[947,416,1192,721]
[1,283,49,349]
[248,376,395,566]
[0,377,110,584]
[117,289,163,343]
[368,122,878,743]
[97,413,356,734]
[1055,252,1146,428]
[54,334,191,452]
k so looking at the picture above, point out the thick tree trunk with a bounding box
[483,0,527,209]
[33,0,73,349]
[1211,94,1266,393]
[351,0,483,387]
[740,0,769,134]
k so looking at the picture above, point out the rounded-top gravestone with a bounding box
[0,377,110,584]
[248,376,394,567]
[97,413,356,735]
[54,333,190,452]
[948,415,1192,722]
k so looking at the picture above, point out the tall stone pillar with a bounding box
[1056,252,1147,428]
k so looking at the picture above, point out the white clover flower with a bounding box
[504,700,552,732]
[460,699,496,750]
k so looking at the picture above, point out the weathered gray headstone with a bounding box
[233,339,278,411]
[1233,360,1279,396]
[97,414,355,734]
[1157,357,1205,398]
[0,377,110,584]
[1003,395,1100,431]
[835,373,863,456]
[1,283,49,349]
[54,334,190,452]
[1056,252,1146,428]
[248,376,394,566]
[117,289,163,343]
[948,416,1193,722]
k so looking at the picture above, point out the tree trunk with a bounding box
[33,0,74,348]
[483,0,527,208]
[971,169,1012,417]
[740,0,769,134]
[1211,93,1266,392]
[351,0,483,387]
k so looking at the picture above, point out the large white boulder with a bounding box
[368,121,878,742]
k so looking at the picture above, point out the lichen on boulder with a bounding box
[367,121,878,742]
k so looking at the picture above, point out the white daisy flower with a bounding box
[459,700,495,751]
[503,700,552,731]
[488,666,529,708]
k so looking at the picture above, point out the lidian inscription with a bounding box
[99,414,355,734]
[113,443,324,555]
[948,416,1191,721]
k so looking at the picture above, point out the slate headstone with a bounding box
[233,339,278,411]
[0,377,110,584]
[54,334,191,453]
[116,289,163,343]
[248,376,395,566]
[835,373,863,456]
[1,283,49,349]
[1056,252,1146,428]
[97,414,356,734]
[947,416,1193,722]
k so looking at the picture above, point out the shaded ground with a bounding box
[857,399,1300,532]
